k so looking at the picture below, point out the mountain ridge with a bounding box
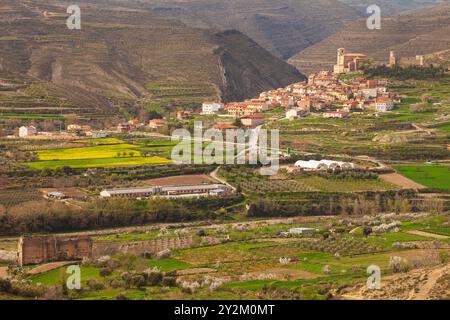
[76,0,363,60]
[289,3,450,74]
[0,0,305,121]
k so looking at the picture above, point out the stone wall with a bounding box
[92,236,223,258]
[18,236,93,266]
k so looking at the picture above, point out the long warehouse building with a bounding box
[100,183,232,199]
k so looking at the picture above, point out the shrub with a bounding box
[0,279,12,292]
[99,267,113,277]
[363,227,373,237]
[131,275,146,289]
[109,278,125,289]
[145,271,163,286]
[439,251,449,264]
[116,293,129,300]
[87,280,105,290]
[389,256,411,273]
[156,249,171,260]
[161,277,177,287]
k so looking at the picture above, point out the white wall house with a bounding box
[286,109,299,120]
[19,126,37,138]
[202,102,224,115]
[375,98,394,112]
[289,228,317,235]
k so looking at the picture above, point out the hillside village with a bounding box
[223,70,397,121]
[14,51,400,140]
[0,0,449,302]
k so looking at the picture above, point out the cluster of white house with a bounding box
[202,102,224,115]
[288,159,355,173]
[19,126,37,138]
[100,183,233,199]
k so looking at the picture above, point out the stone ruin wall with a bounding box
[18,236,93,266]
[16,235,225,265]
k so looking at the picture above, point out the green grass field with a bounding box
[295,176,398,192]
[29,266,101,286]
[24,138,173,169]
[36,144,140,161]
[148,258,193,272]
[75,137,125,145]
[0,113,63,120]
[401,215,450,236]
[25,156,172,169]
[436,123,450,133]
[395,165,450,190]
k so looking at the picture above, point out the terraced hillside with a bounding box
[340,0,450,15]
[80,0,362,60]
[289,3,450,74]
[0,0,304,121]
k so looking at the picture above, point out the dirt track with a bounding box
[28,261,79,275]
[379,173,425,189]
[406,230,449,240]
[339,264,450,300]
[412,265,446,300]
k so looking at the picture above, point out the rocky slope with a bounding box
[289,3,450,74]
[338,263,450,300]
[0,0,305,118]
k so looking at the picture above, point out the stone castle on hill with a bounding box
[333,48,368,74]
[389,50,424,67]
[333,47,426,75]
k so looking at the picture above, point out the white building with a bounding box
[289,228,317,235]
[100,184,232,199]
[375,98,394,112]
[202,102,224,115]
[323,111,349,119]
[19,126,37,138]
[286,109,300,120]
[293,159,355,171]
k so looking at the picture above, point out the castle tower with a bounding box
[334,48,346,74]
[389,50,396,66]
[416,55,424,66]
[337,48,345,65]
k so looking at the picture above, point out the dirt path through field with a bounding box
[408,265,450,300]
[339,264,450,300]
[379,173,425,189]
[410,265,449,300]
[143,175,216,186]
[405,230,449,240]
[210,167,236,191]
[28,261,79,275]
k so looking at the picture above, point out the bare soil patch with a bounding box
[379,173,425,189]
[28,261,79,275]
[176,268,216,276]
[246,268,321,280]
[405,230,449,240]
[142,175,217,186]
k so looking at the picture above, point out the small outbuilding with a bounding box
[289,228,317,235]
[47,191,66,200]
